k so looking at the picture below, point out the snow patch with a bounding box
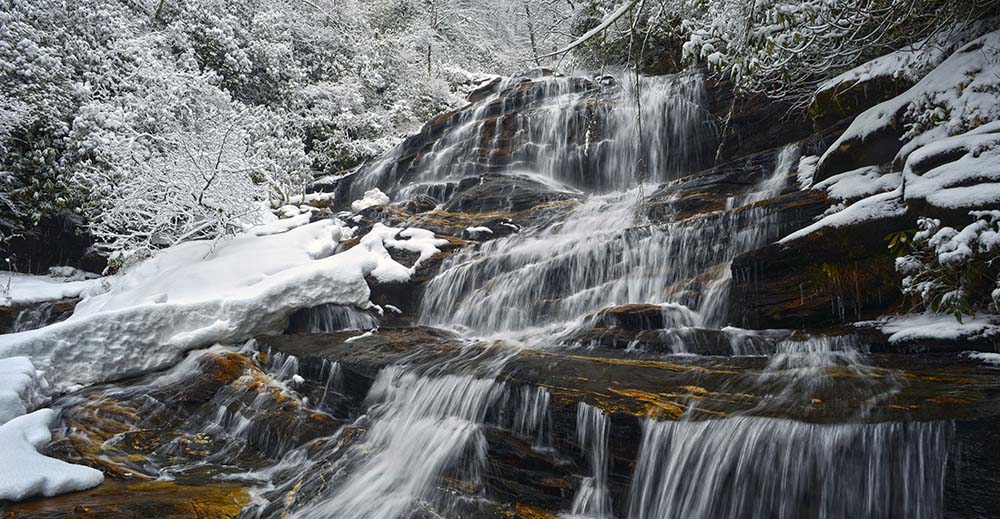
[0,409,104,501]
[966,351,1000,365]
[0,273,99,306]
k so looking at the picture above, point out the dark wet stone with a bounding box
[730,211,911,330]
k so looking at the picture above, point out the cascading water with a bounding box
[411,74,809,341]
[567,403,613,519]
[286,303,379,333]
[626,417,951,519]
[286,366,506,519]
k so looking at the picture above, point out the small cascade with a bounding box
[420,191,783,338]
[352,71,713,202]
[12,301,72,332]
[627,417,952,519]
[285,366,508,519]
[567,403,613,519]
[286,304,378,333]
[514,73,713,191]
[510,385,553,449]
[740,143,798,206]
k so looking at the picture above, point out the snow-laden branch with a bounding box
[536,0,640,60]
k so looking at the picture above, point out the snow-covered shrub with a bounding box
[896,211,1000,319]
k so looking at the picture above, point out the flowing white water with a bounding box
[567,403,613,519]
[626,417,951,519]
[354,72,713,202]
[287,304,379,333]
[288,365,508,519]
[416,75,802,340]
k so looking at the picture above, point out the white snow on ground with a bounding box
[814,166,900,200]
[0,409,104,501]
[351,188,390,212]
[0,273,100,306]
[966,351,1000,365]
[0,218,444,391]
[869,313,1000,344]
[780,189,907,243]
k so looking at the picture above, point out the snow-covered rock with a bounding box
[816,29,1000,182]
[351,188,390,212]
[870,313,1000,344]
[0,272,99,307]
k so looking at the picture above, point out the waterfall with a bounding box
[288,366,508,519]
[353,71,712,203]
[567,403,613,519]
[510,385,553,449]
[416,74,803,340]
[419,193,783,338]
[286,304,378,333]
[626,417,951,519]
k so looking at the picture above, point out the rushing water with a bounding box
[567,403,613,519]
[627,417,951,519]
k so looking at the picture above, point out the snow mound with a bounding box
[351,188,390,212]
[0,409,104,501]
[0,218,444,391]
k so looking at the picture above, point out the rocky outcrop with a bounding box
[731,213,910,330]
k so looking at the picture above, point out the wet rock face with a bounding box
[730,212,909,330]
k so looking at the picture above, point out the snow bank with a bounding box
[0,273,99,306]
[0,409,104,501]
[872,313,1000,344]
[0,218,443,391]
[351,188,390,212]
